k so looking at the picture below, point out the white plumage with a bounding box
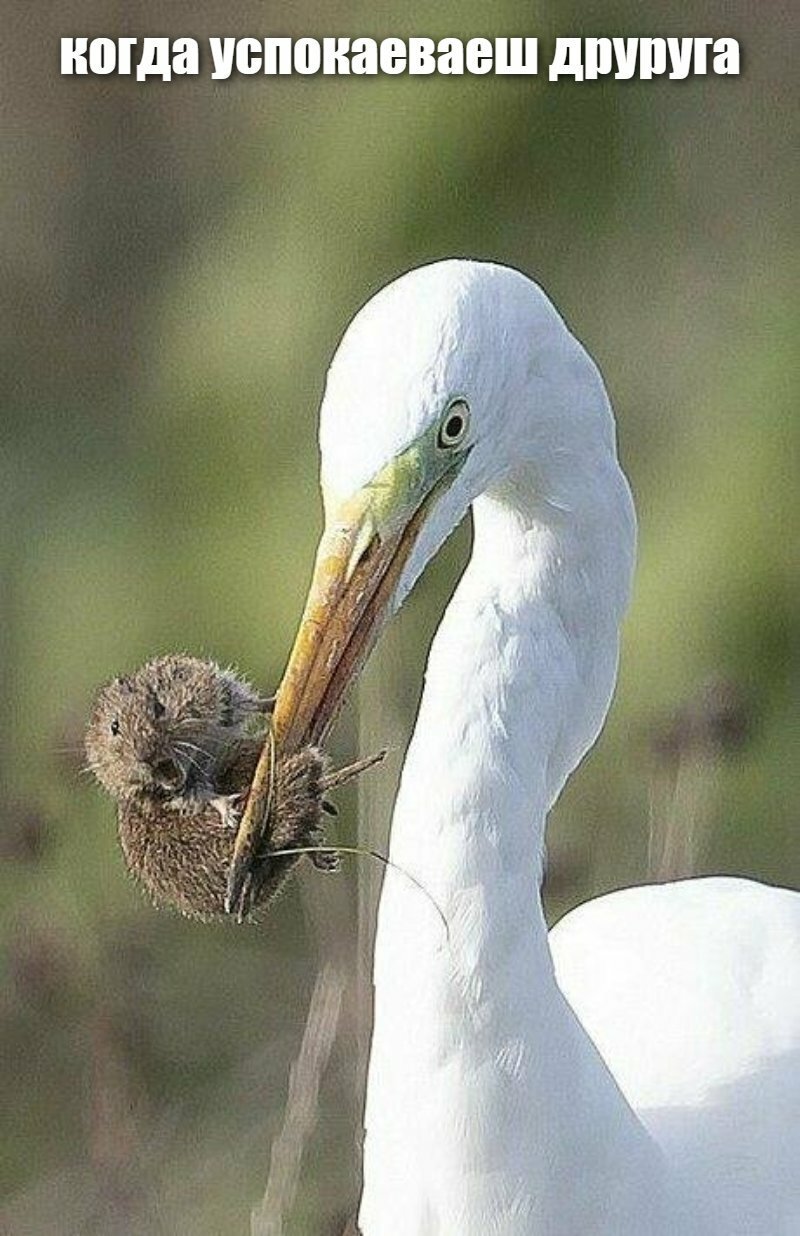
[313,260,800,1234]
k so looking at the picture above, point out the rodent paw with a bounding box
[210,793,245,830]
[310,849,340,872]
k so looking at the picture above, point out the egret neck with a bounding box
[360,457,683,1235]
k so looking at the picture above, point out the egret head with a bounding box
[322,260,619,598]
[271,259,619,751]
[225,260,630,901]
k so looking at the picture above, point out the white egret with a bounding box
[267,260,800,1235]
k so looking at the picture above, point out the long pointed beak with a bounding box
[225,437,468,913]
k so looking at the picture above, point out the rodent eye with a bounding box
[153,697,166,719]
[110,719,120,737]
[437,399,470,450]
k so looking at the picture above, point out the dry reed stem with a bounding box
[251,962,347,1236]
[647,754,718,881]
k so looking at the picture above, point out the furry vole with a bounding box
[85,655,375,921]
[85,653,272,814]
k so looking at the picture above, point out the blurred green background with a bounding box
[1,2,797,1232]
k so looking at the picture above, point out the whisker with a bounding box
[173,738,215,762]
[172,716,216,732]
[173,740,213,768]
[173,743,209,778]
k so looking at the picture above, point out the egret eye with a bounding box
[437,400,470,450]
[110,719,120,737]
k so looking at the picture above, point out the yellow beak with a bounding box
[225,432,468,913]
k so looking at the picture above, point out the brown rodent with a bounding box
[85,653,272,818]
[85,654,363,921]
